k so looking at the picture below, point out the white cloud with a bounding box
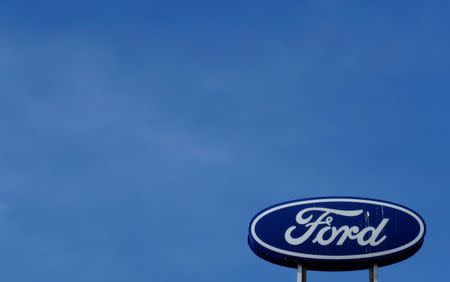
[0,31,234,166]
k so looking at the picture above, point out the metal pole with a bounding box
[369,264,378,282]
[297,264,307,282]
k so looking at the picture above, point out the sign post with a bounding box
[297,265,306,282]
[248,197,426,282]
[369,265,378,282]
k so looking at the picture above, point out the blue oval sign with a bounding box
[248,198,426,271]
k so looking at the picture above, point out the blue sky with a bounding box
[0,1,449,281]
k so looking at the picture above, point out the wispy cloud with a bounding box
[0,31,235,168]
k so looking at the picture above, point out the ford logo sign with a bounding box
[248,197,426,271]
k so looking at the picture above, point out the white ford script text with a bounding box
[284,208,389,246]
